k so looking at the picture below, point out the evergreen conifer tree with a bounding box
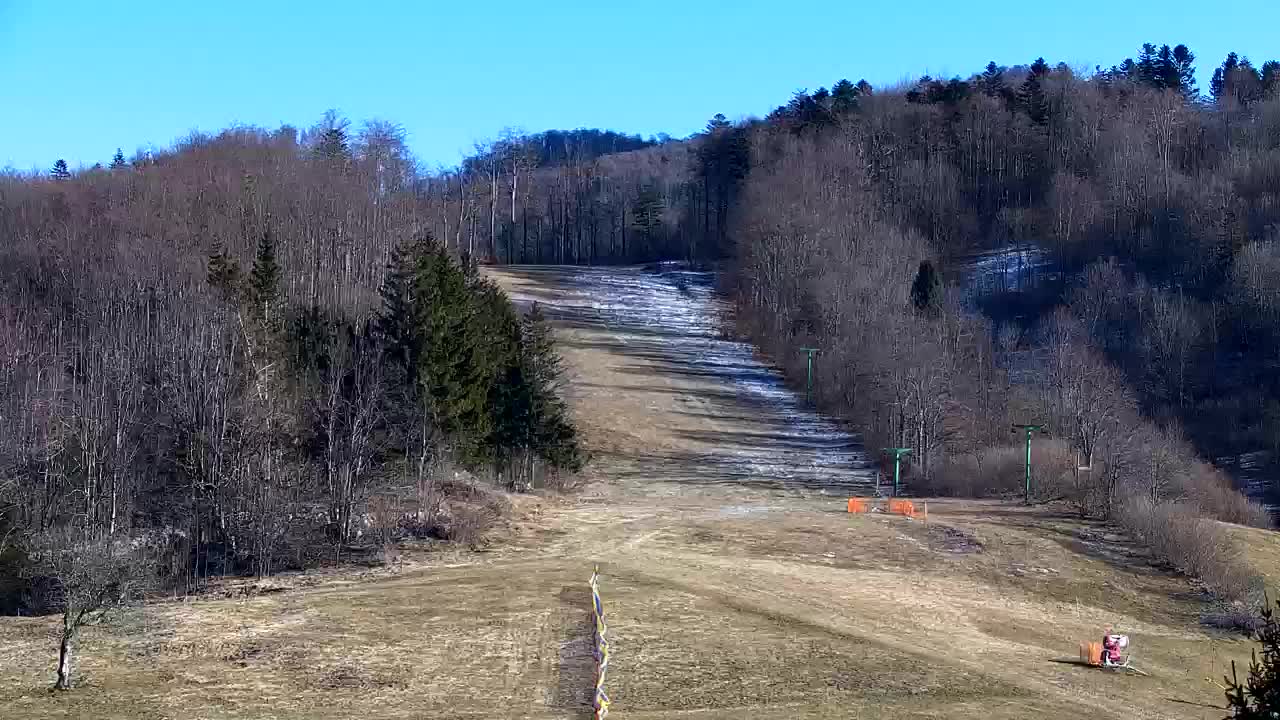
[425,254,488,450]
[1153,44,1178,91]
[1212,67,1229,103]
[1262,61,1280,99]
[1136,43,1160,87]
[522,302,581,471]
[1213,53,1251,105]
[207,243,243,300]
[109,149,127,170]
[1018,60,1050,125]
[1171,44,1197,98]
[831,79,859,113]
[911,260,942,313]
[464,277,521,464]
[51,159,70,180]
[249,229,281,323]
[811,86,831,110]
[980,62,1006,98]
[632,184,664,250]
[377,241,423,381]
[379,238,489,454]
[484,292,532,472]
[1224,598,1280,717]
[315,127,349,163]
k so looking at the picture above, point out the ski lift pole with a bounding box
[883,447,912,497]
[798,347,819,404]
[1012,423,1045,505]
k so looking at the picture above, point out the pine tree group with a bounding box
[375,236,581,482]
[1211,53,1280,107]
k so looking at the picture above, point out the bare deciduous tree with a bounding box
[27,531,154,689]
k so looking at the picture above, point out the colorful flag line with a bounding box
[590,566,610,719]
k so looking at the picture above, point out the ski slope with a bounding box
[502,263,880,495]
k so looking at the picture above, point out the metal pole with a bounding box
[894,453,902,496]
[806,353,813,402]
[799,347,819,404]
[1024,428,1032,506]
[883,448,912,497]
[1012,424,1044,506]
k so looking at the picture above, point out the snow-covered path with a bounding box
[495,264,880,495]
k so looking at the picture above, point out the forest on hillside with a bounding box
[721,45,1280,512]
[398,43,1280,511]
[394,42,1280,526]
[322,40,1280,593]
[5,40,1280,610]
[719,45,1280,601]
[0,120,584,614]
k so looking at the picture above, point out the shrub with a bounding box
[927,441,1074,499]
[407,476,510,549]
[1183,467,1274,528]
[1117,496,1265,602]
[928,447,1022,497]
[441,503,501,549]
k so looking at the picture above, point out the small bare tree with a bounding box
[27,531,154,689]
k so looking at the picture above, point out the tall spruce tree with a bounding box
[249,229,281,323]
[696,114,751,256]
[51,159,70,180]
[109,148,127,170]
[911,260,942,314]
[980,62,1005,97]
[1171,44,1197,98]
[1018,59,1050,125]
[522,302,582,471]
[632,184,664,251]
[315,127,349,163]
[1136,43,1160,87]
[831,79,859,113]
[377,240,423,381]
[1263,61,1280,99]
[485,293,534,476]
[413,240,488,451]
[375,236,491,460]
[465,276,521,464]
[485,300,582,484]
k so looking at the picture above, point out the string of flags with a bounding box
[590,566,610,719]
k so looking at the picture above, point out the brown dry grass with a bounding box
[0,265,1272,719]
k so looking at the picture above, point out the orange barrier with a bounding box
[1080,641,1102,666]
[888,499,916,517]
[847,497,928,521]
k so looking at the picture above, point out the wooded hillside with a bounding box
[0,120,583,611]
[8,41,1280,609]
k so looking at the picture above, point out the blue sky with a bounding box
[3,0,1278,172]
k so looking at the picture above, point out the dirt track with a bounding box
[1,264,1273,719]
